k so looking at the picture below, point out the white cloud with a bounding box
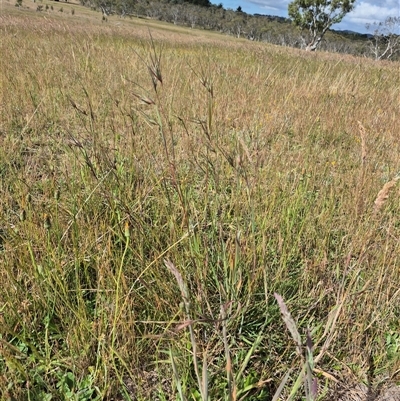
[347,1,400,25]
[246,0,290,12]
[337,0,400,32]
[222,0,400,32]
[382,0,400,8]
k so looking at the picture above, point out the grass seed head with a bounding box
[124,220,131,239]
[373,176,400,214]
[357,121,367,165]
[43,214,51,230]
[19,209,26,222]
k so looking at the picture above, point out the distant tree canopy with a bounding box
[196,0,211,6]
[175,0,211,7]
[77,0,396,60]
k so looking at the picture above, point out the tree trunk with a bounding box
[306,36,322,51]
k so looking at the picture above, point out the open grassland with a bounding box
[1,5,400,400]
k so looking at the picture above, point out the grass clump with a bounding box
[0,6,399,400]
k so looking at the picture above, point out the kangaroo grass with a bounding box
[1,9,399,400]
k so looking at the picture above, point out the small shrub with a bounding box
[59,6,63,12]
[36,4,43,11]
[71,8,75,15]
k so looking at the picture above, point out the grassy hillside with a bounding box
[1,3,399,400]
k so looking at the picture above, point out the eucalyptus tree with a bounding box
[288,0,356,51]
[367,16,400,60]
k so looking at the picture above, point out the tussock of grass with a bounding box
[0,6,399,400]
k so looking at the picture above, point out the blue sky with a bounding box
[219,0,400,33]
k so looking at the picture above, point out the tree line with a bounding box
[79,0,399,60]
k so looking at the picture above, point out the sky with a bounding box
[219,0,400,34]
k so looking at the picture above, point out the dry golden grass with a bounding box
[0,5,399,400]
[374,177,400,214]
